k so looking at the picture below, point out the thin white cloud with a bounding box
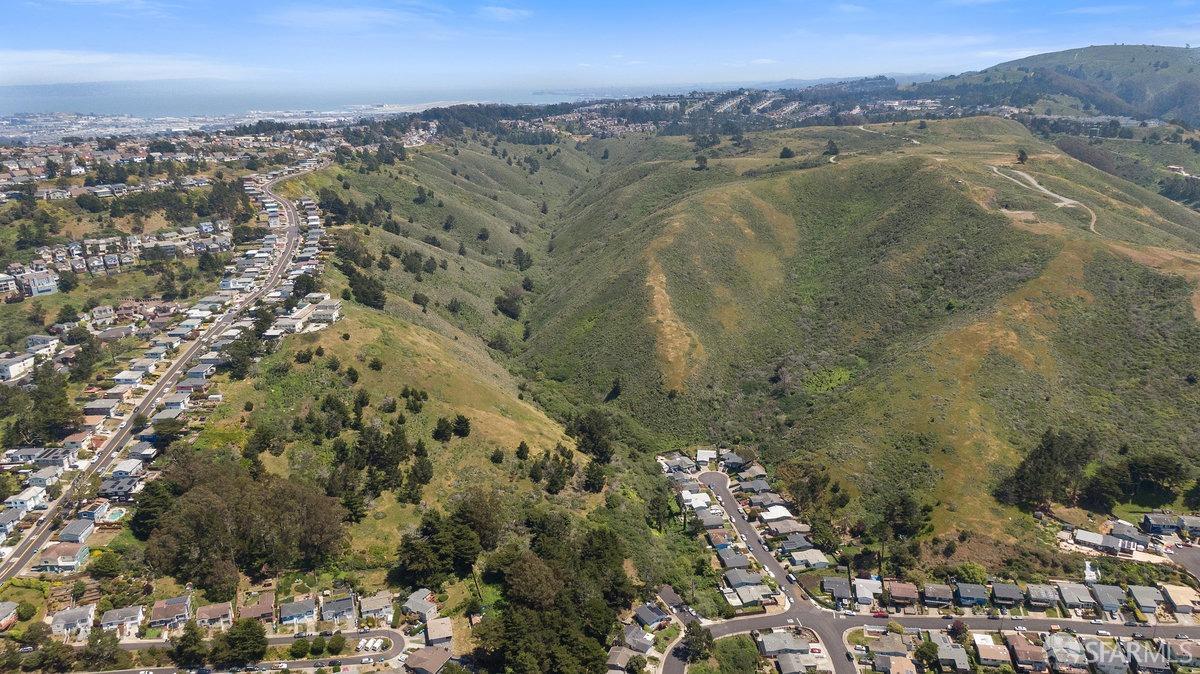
[1059,3,1140,14]
[0,49,257,85]
[34,0,170,17]
[750,58,779,65]
[476,5,531,21]
[268,6,408,31]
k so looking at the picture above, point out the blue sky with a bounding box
[4,0,1198,91]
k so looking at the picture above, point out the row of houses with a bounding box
[49,589,400,642]
[871,627,1194,674]
[821,576,1199,617]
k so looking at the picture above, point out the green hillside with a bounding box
[516,117,1200,540]
[251,113,1200,573]
[921,45,1200,123]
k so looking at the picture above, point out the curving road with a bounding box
[0,162,319,584]
[663,471,1200,674]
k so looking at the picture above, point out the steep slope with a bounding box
[524,116,1200,538]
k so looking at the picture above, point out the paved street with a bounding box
[663,471,1200,674]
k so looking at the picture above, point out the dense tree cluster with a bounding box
[471,507,637,672]
[134,454,346,600]
[1,362,82,447]
[995,429,1097,507]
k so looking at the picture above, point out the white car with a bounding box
[1015,626,1028,632]
[1097,630,1111,637]
[276,664,288,670]
[360,657,374,665]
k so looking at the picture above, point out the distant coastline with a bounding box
[0,79,580,118]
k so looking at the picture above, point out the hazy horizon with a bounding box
[6,0,1197,114]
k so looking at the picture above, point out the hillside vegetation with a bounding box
[920,45,1200,123]
[248,112,1200,582]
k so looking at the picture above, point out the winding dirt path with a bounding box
[990,164,1097,233]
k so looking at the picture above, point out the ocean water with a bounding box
[0,79,592,117]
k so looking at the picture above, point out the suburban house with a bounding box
[358,591,394,624]
[62,431,93,451]
[789,549,830,569]
[992,583,1024,607]
[34,447,75,469]
[977,642,1014,668]
[0,602,18,632]
[1126,642,1171,674]
[955,583,989,607]
[0,510,22,536]
[195,602,233,629]
[82,397,121,417]
[111,458,144,478]
[717,547,750,569]
[402,589,438,621]
[112,370,144,386]
[426,616,454,647]
[932,634,971,673]
[322,594,357,625]
[58,519,95,544]
[28,466,61,488]
[634,602,671,630]
[924,584,954,607]
[101,605,144,637]
[149,595,191,629]
[622,623,654,653]
[6,486,46,512]
[279,598,317,625]
[1161,584,1200,614]
[163,393,191,410]
[34,542,88,573]
[0,353,35,382]
[50,604,96,639]
[1058,583,1097,610]
[240,592,275,622]
[1044,633,1089,674]
[855,578,883,606]
[1008,633,1050,672]
[607,646,639,673]
[1129,585,1164,614]
[1026,584,1060,609]
[1080,637,1128,674]
[1091,584,1126,613]
[99,476,143,502]
[1159,639,1200,664]
[405,647,451,674]
[822,577,852,605]
[758,631,811,657]
[1142,513,1180,535]
[889,582,920,606]
[79,500,110,521]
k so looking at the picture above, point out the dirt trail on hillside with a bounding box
[990,165,1098,233]
[987,164,1200,319]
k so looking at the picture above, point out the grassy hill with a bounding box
[516,116,1200,547]
[919,45,1200,123]
[227,113,1200,578]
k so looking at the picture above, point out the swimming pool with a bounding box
[104,507,126,522]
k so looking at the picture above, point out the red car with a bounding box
[872,611,888,618]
